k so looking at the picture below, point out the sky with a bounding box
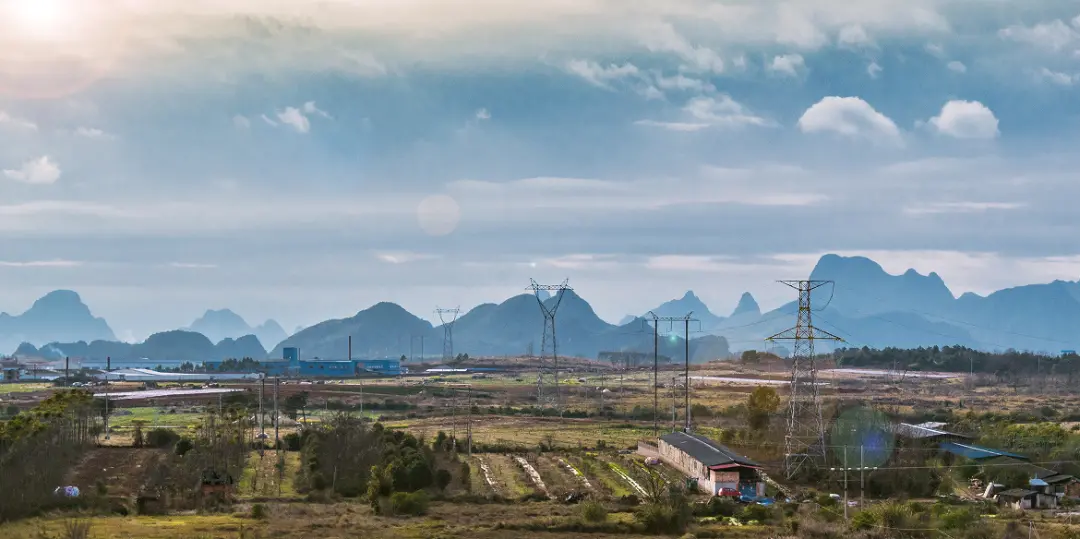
[1,0,1080,342]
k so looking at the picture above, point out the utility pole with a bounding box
[860,445,865,507]
[274,377,280,447]
[65,356,69,385]
[767,280,844,479]
[645,312,698,438]
[671,374,677,433]
[843,447,849,520]
[467,384,473,457]
[683,315,694,432]
[104,356,111,441]
[528,279,572,413]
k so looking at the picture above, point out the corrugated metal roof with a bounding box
[659,432,760,468]
[938,442,1028,461]
[997,489,1035,498]
[892,423,971,440]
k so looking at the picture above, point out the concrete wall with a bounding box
[658,438,713,494]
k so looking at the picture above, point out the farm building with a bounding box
[658,432,764,497]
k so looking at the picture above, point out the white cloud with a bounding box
[232,115,251,129]
[475,108,491,120]
[168,262,217,269]
[1037,67,1076,85]
[928,100,999,139]
[375,252,438,264]
[684,95,773,127]
[633,120,710,132]
[946,60,966,73]
[276,107,311,133]
[924,43,945,57]
[3,156,62,185]
[797,96,901,144]
[0,111,37,130]
[0,259,82,268]
[903,201,1023,215]
[999,19,1079,50]
[838,25,873,48]
[564,59,640,89]
[260,114,278,127]
[867,61,882,78]
[652,73,715,93]
[768,53,805,76]
[74,126,112,139]
[640,22,725,73]
[302,101,331,119]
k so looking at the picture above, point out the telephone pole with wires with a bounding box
[767,280,844,479]
[644,312,698,438]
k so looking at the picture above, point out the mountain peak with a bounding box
[732,292,760,317]
[31,290,89,312]
[682,290,699,301]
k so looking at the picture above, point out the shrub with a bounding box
[636,503,692,535]
[175,437,194,456]
[435,469,452,491]
[389,491,429,516]
[282,432,302,451]
[695,497,738,517]
[145,428,180,448]
[580,501,608,523]
[939,507,978,530]
[740,503,774,524]
[459,461,471,491]
[250,503,268,520]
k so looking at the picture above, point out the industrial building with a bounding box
[657,431,764,497]
[97,369,261,382]
[298,358,401,377]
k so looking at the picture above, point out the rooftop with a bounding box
[660,431,760,469]
[892,422,972,440]
[939,442,1028,461]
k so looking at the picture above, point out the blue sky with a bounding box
[1,0,1080,341]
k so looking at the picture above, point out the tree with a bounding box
[435,468,452,491]
[741,350,761,363]
[132,420,146,448]
[284,392,309,422]
[746,386,781,431]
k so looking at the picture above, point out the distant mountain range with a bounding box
[6,254,1080,363]
[187,309,288,350]
[15,331,267,364]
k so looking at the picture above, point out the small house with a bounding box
[996,489,1037,510]
[658,432,764,497]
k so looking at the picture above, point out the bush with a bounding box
[742,503,776,524]
[694,497,738,517]
[174,437,194,457]
[145,428,180,448]
[580,501,608,523]
[282,432,302,451]
[636,503,692,535]
[435,469,452,491]
[251,503,268,519]
[939,507,978,530]
[389,491,429,516]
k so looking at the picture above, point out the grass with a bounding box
[238,451,302,499]
[0,514,258,539]
[107,407,205,429]
[0,382,51,394]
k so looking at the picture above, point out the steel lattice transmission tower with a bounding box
[528,279,572,409]
[766,280,844,479]
[435,307,461,361]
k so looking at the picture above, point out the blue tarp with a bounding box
[938,442,1028,461]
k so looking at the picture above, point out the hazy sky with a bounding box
[1,0,1080,341]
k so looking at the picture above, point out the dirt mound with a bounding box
[64,448,165,498]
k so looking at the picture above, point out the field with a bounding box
[3,359,1079,539]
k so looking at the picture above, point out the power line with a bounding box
[528,279,572,414]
